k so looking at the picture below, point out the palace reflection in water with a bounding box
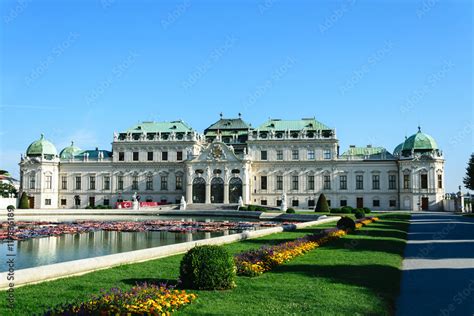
[0,229,230,271]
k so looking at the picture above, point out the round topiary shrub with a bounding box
[255,206,266,212]
[248,205,257,212]
[179,245,236,290]
[286,208,295,213]
[354,209,365,219]
[363,207,371,214]
[341,206,353,214]
[239,206,248,211]
[337,216,356,231]
[330,208,341,213]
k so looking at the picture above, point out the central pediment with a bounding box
[195,142,242,162]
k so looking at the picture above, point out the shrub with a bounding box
[19,192,29,209]
[286,208,295,214]
[255,206,266,212]
[239,206,248,211]
[354,209,365,219]
[337,216,356,231]
[341,206,353,214]
[363,207,371,214]
[315,193,330,212]
[179,245,236,290]
[248,205,257,212]
[330,208,341,213]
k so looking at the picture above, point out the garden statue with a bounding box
[180,196,187,210]
[281,192,287,212]
[132,192,139,210]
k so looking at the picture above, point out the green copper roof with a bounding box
[60,141,82,159]
[393,142,404,156]
[74,149,112,159]
[402,128,438,152]
[205,118,251,131]
[257,118,331,131]
[124,121,194,134]
[341,146,395,159]
[26,134,58,157]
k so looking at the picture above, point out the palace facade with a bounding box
[19,116,445,211]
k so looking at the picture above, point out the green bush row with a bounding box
[330,206,371,214]
[85,205,113,209]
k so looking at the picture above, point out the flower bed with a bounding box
[44,283,197,316]
[235,216,379,277]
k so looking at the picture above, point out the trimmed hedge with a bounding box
[179,245,236,290]
[19,192,29,209]
[337,216,356,231]
[315,193,330,212]
[286,208,295,214]
[354,209,365,219]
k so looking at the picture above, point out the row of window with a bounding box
[59,175,184,191]
[118,151,183,162]
[259,199,397,208]
[258,174,398,191]
[258,174,443,191]
[260,149,332,161]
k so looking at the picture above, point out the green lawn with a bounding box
[1,214,410,315]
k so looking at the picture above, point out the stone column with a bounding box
[224,180,229,204]
[186,182,192,204]
[205,181,211,204]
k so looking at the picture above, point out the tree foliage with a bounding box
[315,193,330,212]
[464,153,474,191]
[0,183,17,198]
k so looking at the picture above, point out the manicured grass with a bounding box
[1,214,410,315]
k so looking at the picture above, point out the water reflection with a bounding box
[0,229,233,271]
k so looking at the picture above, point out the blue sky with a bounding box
[0,0,472,192]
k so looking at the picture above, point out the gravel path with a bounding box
[396,212,474,316]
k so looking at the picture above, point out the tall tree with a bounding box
[315,193,330,212]
[464,153,474,190]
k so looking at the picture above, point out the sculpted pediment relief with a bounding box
[195,142,241,162]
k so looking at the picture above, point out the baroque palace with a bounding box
[19,115,445,211]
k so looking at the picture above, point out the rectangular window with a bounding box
[276,176,283,190]
[292,200,299,207]
[307,150,315,160]
[61,199,67,206]
[292,150,299,160]
[438,174,443,189]
[45,199,51,206]
[389,175,397,190]
[45,176,52,189]
[308,200,315,207]
[161,176,168,190]
[324,150,331,160]
[75,176,81,190]
[118,175,124,190]
[61,176,67,190]
[133,152,139,161]
[389,200,396,207]
[104,176,110,190]
[292,176,299,190]
[308,175,315,190]
[29,175,36,189]
[89,176,96,190]
[162,152,168,161]
[340,175,347,190]
[177,151,183,161]
[323,175,331,190]
[421,174,428,189]
[119,152,125,161]
[372,175,380,190]
[373,200,380,207]
[147,152,154,161]
[261,150,267,160]
[404,175,410,189]
[261,176,267,190]
[327,200,331,207]
[276,200,282,207]
[356,175,364,190]
[104,199,110,206]
[176,175,183,190]
[261,200,267,206]
[340,200,347,207]
[276,150,283,160]
[146,175,153,190]
[132,176,139,190]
